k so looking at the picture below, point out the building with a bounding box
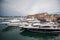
[26,12,60,22]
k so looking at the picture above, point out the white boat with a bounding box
[19,18,60,33]
[0,19,21,26]
[7,19,20,23]
[7,19,21,26]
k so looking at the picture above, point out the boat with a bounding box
[19,18,60,33]
[7,19,21,26]
[0,19,21,26]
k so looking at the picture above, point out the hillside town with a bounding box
[27,12,60,24]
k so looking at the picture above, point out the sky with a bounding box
[0,0,60,16]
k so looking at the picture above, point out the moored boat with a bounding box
[19,19,60,33]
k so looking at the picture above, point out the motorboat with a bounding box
[19,19,60,33]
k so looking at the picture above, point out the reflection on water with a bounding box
[1,26,18,32]
[20,30,60,40]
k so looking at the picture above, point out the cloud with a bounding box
[1,0,60,16]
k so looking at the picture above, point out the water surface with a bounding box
[0,26,60,40]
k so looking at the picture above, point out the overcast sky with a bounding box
[0,0,60,16]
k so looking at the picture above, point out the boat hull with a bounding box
[22,28,60,33]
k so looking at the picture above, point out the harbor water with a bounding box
[0,26,60,40]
